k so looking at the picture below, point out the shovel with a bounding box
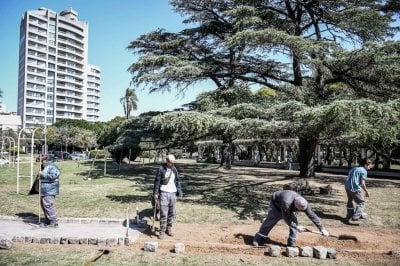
[150,196,159,236]
[304,228,358,242]
[83,249,110,266]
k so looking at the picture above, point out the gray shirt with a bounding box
[272,190,323,230]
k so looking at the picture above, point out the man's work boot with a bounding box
[252,233,265,247]
[158,232,165,240]
[166,227,174,237]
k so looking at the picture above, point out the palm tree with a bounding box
[120,87,138,119]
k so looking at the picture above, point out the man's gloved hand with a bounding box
[297,225,306,233]
[321,228,330,237]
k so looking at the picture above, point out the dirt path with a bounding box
[138,223,400,261]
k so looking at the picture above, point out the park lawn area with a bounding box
[1,159,400,265]
[1,159,400,227]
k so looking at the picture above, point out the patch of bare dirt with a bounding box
[139,222,400,262]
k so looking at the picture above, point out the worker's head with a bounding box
[359,158,372,170]
[166,154,175,167]
[41,155,48,163]
[294,196,308,211]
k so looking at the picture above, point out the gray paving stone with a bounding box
[390,250,400,257]
[68,237,79,244]
[79,238,88,244]
[88,238,98,245]
[313,246,327,259]
[39,237,52,244]
[0,236,13,249]
[174,242,185,254]
[327,248,337,259]
[267,244,281,257]
[286,246,299,257]
[106,238,117,246]
[144,241,158,252]
[299,246,313,257]
[12,236,25,243]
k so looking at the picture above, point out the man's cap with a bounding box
[294,196,308,210]
[166,154,176,163]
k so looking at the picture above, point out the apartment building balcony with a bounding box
[57,51,84,64]
[57,75,84,86]
[27,33,47,44]
[27,25,47,37]
[55,112,83,119]
[58,29,84,42]
[57,23,85,39]
[56,82,83,92]
[25,115,45,123]
[57,59,84,72]
[26,100,45,108]
[58,36,85,51]
[28,17,48,29]
[55,97,83,106]
[27,41,47,52]
[56,88,82,97]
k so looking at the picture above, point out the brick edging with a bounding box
[0,215,124,224]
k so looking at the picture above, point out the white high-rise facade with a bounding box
[17,7,100,128]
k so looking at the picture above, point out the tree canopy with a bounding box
[128,0,400,176]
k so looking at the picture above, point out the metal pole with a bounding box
[30,128,38,188]
[16,128,25,194]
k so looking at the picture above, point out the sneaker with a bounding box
[252,240,260,247]
[361,213,368,219]
[158,232,165,240]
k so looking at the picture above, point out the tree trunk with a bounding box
[222,142,233,170]
[218,135,234,170]
[298,137,318,177]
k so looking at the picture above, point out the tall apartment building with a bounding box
[17,7,100,128]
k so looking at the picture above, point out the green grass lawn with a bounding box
[1,159,399,229]
[1,159,400,265]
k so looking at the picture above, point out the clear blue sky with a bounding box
[0,0,211,122]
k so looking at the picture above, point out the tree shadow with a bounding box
[234,232,285,246]
[88,161,395,223]
[15,212,38,223]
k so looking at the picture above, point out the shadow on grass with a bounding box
[15,212,38,223]
[83,161,377,222]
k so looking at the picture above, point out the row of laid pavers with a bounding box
[0,235,137,249]
[0,215,126,224]
[142,241,334,259]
